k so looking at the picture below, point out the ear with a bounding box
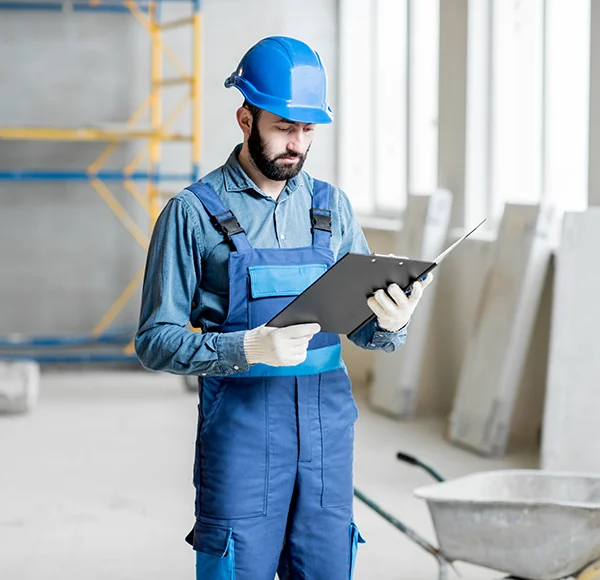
[236,106,253,139]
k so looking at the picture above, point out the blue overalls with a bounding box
[184,179,365,580]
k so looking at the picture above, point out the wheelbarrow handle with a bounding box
[353,487,458,578]
[396,452,446,482]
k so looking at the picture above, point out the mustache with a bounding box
[275,151,303,160]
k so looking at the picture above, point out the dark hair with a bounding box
[243,99,263,121]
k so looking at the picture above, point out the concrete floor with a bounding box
[0,369,538,580]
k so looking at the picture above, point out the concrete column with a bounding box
[437,0,468,228]
[588,0,600,206]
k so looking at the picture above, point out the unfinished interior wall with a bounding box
[0,0,338,336]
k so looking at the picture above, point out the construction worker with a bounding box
[135,36,432,580]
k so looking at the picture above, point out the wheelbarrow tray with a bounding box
[414,470,600,580]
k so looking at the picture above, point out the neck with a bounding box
[238,143,286,199]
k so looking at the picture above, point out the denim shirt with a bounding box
[134,145,407,376]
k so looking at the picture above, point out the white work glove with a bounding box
[367,274,433,332]
[243,323,321,367]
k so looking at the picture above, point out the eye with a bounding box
[304,126,315,133]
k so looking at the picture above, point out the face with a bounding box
[246,109,315,181]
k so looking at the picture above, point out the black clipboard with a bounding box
[266,218,486,335]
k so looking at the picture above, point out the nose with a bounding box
[287,129,309,154]
[286,144,301,157]
[286,137,302,154]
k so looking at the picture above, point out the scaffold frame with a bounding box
[0,0,202,363]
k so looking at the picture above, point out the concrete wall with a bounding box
[0,0,338,336]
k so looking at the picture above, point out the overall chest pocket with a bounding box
[247,263,327,328]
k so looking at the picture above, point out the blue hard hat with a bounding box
[225,36,334,124]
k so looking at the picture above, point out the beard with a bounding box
[248,122,310,181]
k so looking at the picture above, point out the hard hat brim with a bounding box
[225,74,334,125]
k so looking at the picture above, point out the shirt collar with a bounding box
[223,144,302,198]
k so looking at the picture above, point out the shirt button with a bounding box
[201,373,207,376]
[233,365,239,371]
[281,234,286,241]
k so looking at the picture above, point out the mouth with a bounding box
[277,157,300,163]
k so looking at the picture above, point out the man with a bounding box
[135,36,432,580]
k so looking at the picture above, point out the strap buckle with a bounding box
[212,210,245,240]
[310,208,332,233]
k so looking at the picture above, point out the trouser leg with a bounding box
[277,370,363,580]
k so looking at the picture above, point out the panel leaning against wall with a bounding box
[541,208,600,472]
[448,203,560,456]
[370,190,452,417]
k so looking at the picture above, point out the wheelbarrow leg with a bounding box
[437,560,450,580]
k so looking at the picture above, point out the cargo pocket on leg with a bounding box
[193,522,235,580]
[349,520,365,579]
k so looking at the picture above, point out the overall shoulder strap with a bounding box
[310,178,333,249]
[185,181,251,251]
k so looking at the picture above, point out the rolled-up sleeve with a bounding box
[134,198,249,376]
[335,188,408,353]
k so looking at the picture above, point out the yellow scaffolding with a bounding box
[0,0,202,363]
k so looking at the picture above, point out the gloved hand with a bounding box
[244,323,321,367]
[367,274,433,332]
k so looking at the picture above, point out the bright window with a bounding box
[490,0,544,216]
[466,0,591,222]
[339,0,439,216]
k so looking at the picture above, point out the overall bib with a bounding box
[185,180,364,580]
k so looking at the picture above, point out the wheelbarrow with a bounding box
[353,452,600,580]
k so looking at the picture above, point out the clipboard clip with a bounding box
[310,208,332,233]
